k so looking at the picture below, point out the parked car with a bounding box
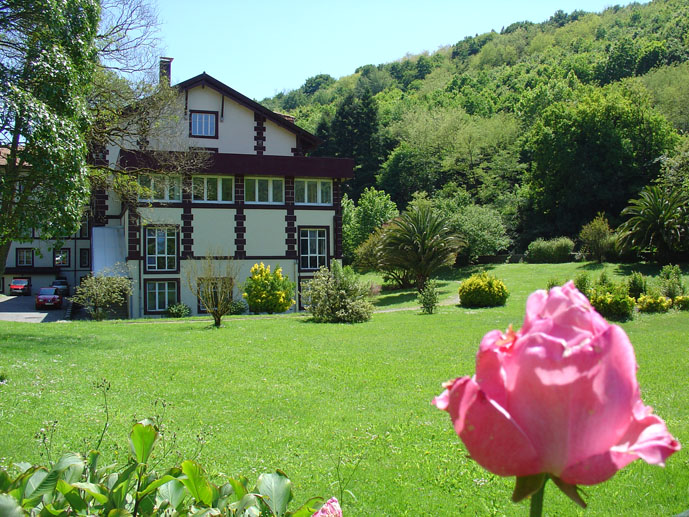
[50,278,70,296]
[9,278,31,296]
[35,287,63,310]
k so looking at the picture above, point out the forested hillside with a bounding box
[262,0,689,251]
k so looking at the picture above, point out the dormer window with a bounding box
[190,111,218,139]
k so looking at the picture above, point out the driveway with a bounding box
[0,294,69,322]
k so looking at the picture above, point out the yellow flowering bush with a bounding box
[637,294,672,313]
[243,262,295,313]
[458,272,509,308]
[673,295,689,311]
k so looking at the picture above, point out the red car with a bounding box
[9,278,31,295]
[35,287,63,310]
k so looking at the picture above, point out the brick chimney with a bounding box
[159,57,173,86]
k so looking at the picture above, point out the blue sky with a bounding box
[159,0,634,101]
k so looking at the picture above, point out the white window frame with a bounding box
[244,177,284,204]
[138,174,182,202]
[295,179,333,206]
[54,248,70,267]
[145,227,178,272]
[299,228,328,270]
[192,175,234,202]
[146,280,178,313]
[17,248,33,267]
[190,112,217,138]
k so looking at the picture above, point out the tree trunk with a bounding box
[213,313,222,327]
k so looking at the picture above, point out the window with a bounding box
[197,277,234,313]
[78,217,89,238]
[145,227,177,272]
[79,248,90,268]
[54,249,70,267]
[192,176,233,202]
[146,280,178,312]
[16,248,33,267]
[299,228,327,270]
[295,179,333,205]
[245,177,284,204]
[138,175,181,201]
[190,111,218,138]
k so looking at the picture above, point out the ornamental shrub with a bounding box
[546,278,562,291]
[243,263,296,313]
[166,302,191,318]
[637,294,672,313]
[418,279,440,314]
[524,237,574,263]
[578,213,615,263]
[659,264,686,300]
[458,272,509,308]
[301,262,373,323]
[228,299,248,315]
[574,272,592,298]
[627,271,648,300]
[673,295,689,310]
[589,290,636,320]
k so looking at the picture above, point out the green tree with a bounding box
[71,266,133,320]
[526,86,678,235]
[617,185,688,263]
[579,213,615,263]
[380,204,463,291]
[0,0,100,277]
[341,187,398,263]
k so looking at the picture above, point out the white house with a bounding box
[2,58,354,317]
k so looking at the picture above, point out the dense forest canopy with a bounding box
[261,0,689,250]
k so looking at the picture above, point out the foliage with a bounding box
[185,255,239,327]
[589,290,636,320]
[659,264,686,300]
[301,262,373,323]
[579,213,616,263]
[0,420,324,516]
[546,278,562,291]
[451,204,511,264]
[70,267,133,320]
[673,296,689,311]
[526,86,678,235]
[0,0,100,276]
[165,303,190,318]
[418,280,440,314]
[228,299,248,315]
[378,204,464,291]
[458,272,509,308]
[342,187,398,264]
[243,263,295,314]
[353,227,414,289]
[637,294,672,313]
[524,237,574,263]
[627,271,648,300]
[573,272,592,298]
[617,185,689,262]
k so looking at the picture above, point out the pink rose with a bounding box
[311,497,342,517]
[434,282,680,488]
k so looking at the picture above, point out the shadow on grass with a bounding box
[436,264,497,282]
[576,262,607,271]
[0,331,102,354]
[374,290,418,307]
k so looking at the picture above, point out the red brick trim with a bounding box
[254,113,266,155]
[333,180,343,259]
[234,176,246,259]
[127,212,141,260]
[285,177,297,258]
[181,175,194,258]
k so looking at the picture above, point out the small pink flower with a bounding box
[311,497,342,517]
[434,282,680,488]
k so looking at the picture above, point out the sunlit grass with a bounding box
[0,262,687,515]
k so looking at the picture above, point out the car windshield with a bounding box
[39,288,57,295]
[12,279,28,285]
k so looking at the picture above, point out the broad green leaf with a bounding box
[129,420,158,465]
[180,460,213,506]
[256,472,293,517]
[0,494,22,517]
[13,463,32,474]
[136,474,179,499]
[56,479,87,512]
[0,470,11,491]
[71,482,109,504]
[551,476,587,509]
[512,473,547,503]
[156,479,186,511]
[86,451,100,483]
[227,477,247,501]
[30,454,84,499]
[107,509,133,516]
[23,469,48,499]
[287,496,324,517]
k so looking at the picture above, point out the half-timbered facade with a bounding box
[2,59,354,317]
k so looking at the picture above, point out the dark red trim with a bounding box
[189,110,219,139]
[181,176,194,258]
[127,212,141,260]
[175,73,320,151]
[120,150,354,179]
[234,176,246,259]
[143,278,180,315]
[333,180,343,259]
[285,177,297,259]
[254,113,266,156]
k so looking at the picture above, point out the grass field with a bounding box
[1,263,687,516]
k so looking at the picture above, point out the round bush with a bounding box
[589,292,635,320]
[524,237,574,263]
[166,303,191,318]
[243,263,295,314]
[458,272,509,308]
[673,296,689,311]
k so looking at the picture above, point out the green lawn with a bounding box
[1,263,687,516]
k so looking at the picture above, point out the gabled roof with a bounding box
[176,73,320,151]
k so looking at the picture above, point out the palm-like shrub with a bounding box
[380,204,464,291]
[617,185,688,262]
